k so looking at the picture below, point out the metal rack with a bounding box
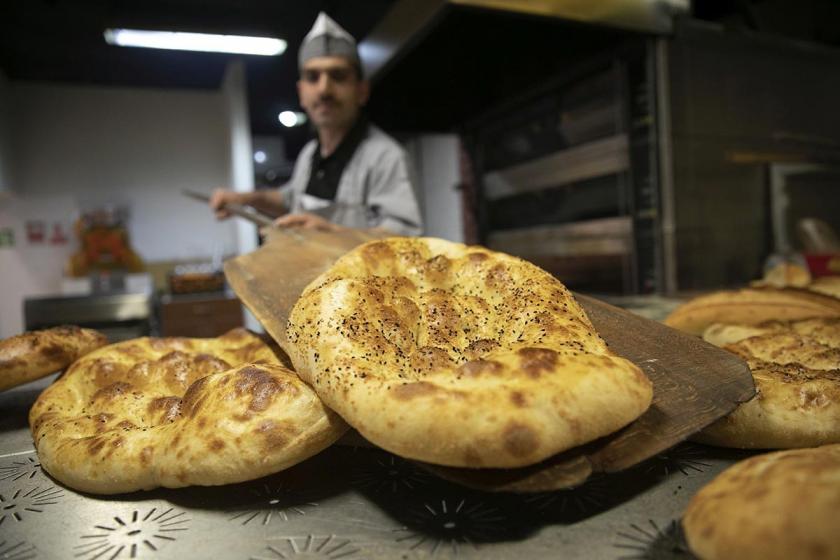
[464,43,665,296]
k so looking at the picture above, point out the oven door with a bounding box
[24,293,153,342]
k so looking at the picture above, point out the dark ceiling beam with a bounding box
[359,0,449,83]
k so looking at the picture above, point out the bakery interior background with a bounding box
[2,0,840,340]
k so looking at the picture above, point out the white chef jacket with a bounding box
[279,125,423,236]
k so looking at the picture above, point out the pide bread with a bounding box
[286,237,652,468]
[1,326,107,391]
[29,328,346,494]
[701,322,780,348]
[809,276,840,299]
[727,328,840,371]
[702,317,840,349]
[683,444,840,560]
[751,262,811,288]
[664,288,840,336]
[695,318,840,449]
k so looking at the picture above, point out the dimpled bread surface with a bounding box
[696,318,840,449]
[29,328,347,494]
[287,237,652,468]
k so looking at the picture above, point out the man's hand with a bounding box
[210,189,285,220]
[209,189,246,220]
[273,212,344,232]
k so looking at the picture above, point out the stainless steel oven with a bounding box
[24,293,153,342]
[465,48,663,295]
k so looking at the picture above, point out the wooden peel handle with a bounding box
[182,189,275,228]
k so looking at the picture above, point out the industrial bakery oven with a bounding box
[365,3,840,295]
[24,292,153,343]
[464,23,840,296]
[465,47,660,295]
[363,0,677,295]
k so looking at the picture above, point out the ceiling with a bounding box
[0,0,397,156]
[3,0,840,160]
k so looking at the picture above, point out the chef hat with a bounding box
[298,12,361,73]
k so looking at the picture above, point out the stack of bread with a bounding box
[6,237,655,494]
[664,266,840,448]
[665,264,840,560]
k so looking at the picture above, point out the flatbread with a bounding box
[286,237,652,468]
[683,444,840,560]
[1,325,107,391]
[730,329,840,371]
[750,262,811,288]
[695,318,840,448]
[702,317,840,348]
[664,288,840,336]
[808,276,840,299]
[29,328,347,494]
[702,322,782,347]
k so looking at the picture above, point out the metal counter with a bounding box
[2,297,756,559]
[1,376,760,560]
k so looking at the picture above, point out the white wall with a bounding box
[222,61,257,258]
[0,81,238,338]
[221,61,260,332]
[0,194,79,338]
[11,82,237,261]
[407,134,464,242]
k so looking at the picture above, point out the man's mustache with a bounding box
[315,95,338,106]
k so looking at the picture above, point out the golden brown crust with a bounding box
[751,262,812,288]
[703,318,840,349]
[683,444,840,560]
[29,328,347,494]
[286,237,652,468]
[731,329,840,371]
[0,326,108,391]
[696,318,840,449]
[695,360,840,449]
[664,288,840,336]
[808,276,840,299]
[791,317,840,346]
[701,322,781,347]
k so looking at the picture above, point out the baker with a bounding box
[211,12,423,236]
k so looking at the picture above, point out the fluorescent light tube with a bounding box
[104,28,286,56]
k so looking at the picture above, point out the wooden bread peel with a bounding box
[224,227,755,492]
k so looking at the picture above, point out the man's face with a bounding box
[297,56,369,131]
